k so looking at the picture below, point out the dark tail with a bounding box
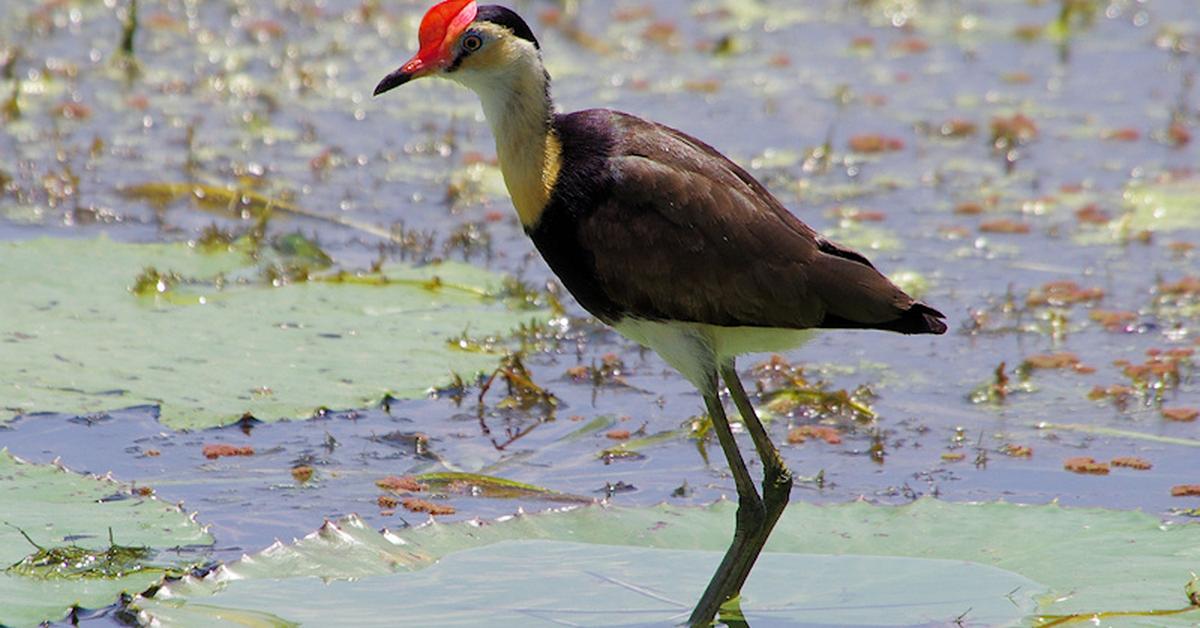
[820,302,948,335]
[881,302,947,335]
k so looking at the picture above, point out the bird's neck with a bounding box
[466,49,560,229]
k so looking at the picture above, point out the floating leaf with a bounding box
[414,472,593,504]
[1035,423,1200,448]
[1063,456,1110,475]
[0,238,548,429]
[0,450,211,628]
[132,500,1200,625]
[1123,180,1200,233]
[120,182,395,241]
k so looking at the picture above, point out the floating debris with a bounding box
[401,498,455,516]
[566,353,630,388]
[980,219,1031,234]
[751,355,875,421]
[290,465,314,483]
[1064,457,1110,475]
[7,531,153,580]
[202,444,254,459]
[1001,445,1033,458]
[938,119,978,138]
[1111,457,1153,471]
[1089,310,1137,332]
[1027,281,1104,307]
[786,425,843,445]
[1163,408,1199,423]
[377,476,424,493]
[415,472,591,504]
[478,353,558,413]
[848,134,905,154]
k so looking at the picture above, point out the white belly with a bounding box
[612,319,814,391]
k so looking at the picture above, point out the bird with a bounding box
[373,1,947,624]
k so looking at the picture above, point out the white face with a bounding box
[443,22,541,92]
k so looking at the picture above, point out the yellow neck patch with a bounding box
[501,130,560,228]
[450,29,560,229]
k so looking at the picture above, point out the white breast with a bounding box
[612,319,814,394]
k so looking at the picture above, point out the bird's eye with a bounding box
[462,34,484,52]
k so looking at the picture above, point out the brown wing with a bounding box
[577,113,929,331]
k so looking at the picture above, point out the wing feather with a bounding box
[574,112,930,331]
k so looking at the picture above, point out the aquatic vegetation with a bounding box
[1,238,550,428]
[980,218,1032,234]
[1105,349,1195,404]
[971,361,1022,404]
[414,472,591,504]
[129,500,1200,625]
[477,353,558,413]
[1,0,1198,621]
[565,352,631,388]
[1111,457,1153,470]
[1162,407,1199,422]
[7,530,152,581]
[937,118,978,138]
[749,355,876,422]
[0,452,211,626]
[1026,281,1104,308]
[1001,444,1033,458]
[129,266,182,296]
[1064,456,1110,475]
[377,476,425,493]
[400,498,456,516]
[847,133,905,154]
[201,444,255,459]
[786,425,843,445]
[290,465,314,483]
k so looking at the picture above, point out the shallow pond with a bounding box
[1,0,1199,625]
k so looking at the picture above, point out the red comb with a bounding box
[417,0,478,61]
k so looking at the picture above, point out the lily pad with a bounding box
[0,450,212,628]
[0,237,547,429]
[1124,180,1200,233]
[133,500,1200,625]
[139,539,1038,626]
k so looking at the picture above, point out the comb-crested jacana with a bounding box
[374,1,947,624]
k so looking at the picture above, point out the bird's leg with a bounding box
[718,360,794,593]
[721,361,792,511]
[688,384,766,626]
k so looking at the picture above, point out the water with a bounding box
[1,0,1199,623]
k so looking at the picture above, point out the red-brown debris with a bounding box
[1064,457,1110,475]
[202,444,254,459]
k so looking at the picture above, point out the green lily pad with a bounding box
[0,237,547,429]
[824,221,903,252]
[132,500,1200,626]
[138,539,1039,626]
[1124,180,1200,233]
[0,450,212,628]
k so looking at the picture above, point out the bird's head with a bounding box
[373,0,541,98]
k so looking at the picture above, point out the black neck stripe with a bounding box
[475,5,539,49]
